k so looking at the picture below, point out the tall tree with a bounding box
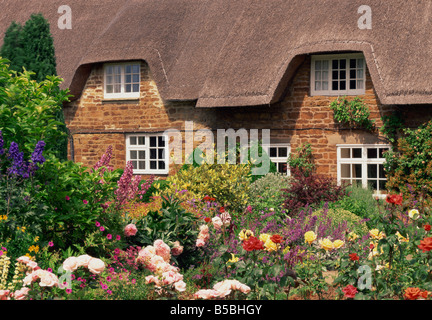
[0,21,25,73]
[0,14,69,161]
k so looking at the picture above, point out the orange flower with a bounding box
[270,234,283,244]
[418,237,432,252]
[404,287,428,300]
[386,193,403,205]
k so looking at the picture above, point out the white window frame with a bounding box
[126,133,169,175]
[311,53,366,96]
[104,62,141,99]
[262,143,291,175]
[337,144,390,197]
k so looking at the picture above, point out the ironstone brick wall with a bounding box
[64,56,429,179]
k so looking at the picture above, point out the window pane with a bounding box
[339,70,346,80]
[158,161,166,170]
[341,164,351,178]
[322,81,328,90]
[132,65,140,73]
[357,59,364,68]
[158,149,164,159]
[332,70,339,80]
[269,147,277,157]
[278,162,287,173]
[125,74,132,83]
[150,149,157,159]
[125,84,132,93]
[133,74,140,83]
[139,151,146,159]
[350,80,356,90]
[150,137,157,147]
[125,65,132,74]
[139,161,145,170]
[379,148,389,158]
[339,59,346,69]
[130,137,137,145]
[133,84,140,92]
[350,70,356,79]
[150,161,157,170]
[353,164,362,178]
[350,59,356,69]
[138,137,145,145]
[368,164,377,178]
[379,180,386,191]
[352,148,362,158]
[132,161,137,169]
[332,81,339,90]
[340,81,346,90]
[315,60,322,70]
[379,165,386,178]
[130,151,137,159]
[315,71,321,81]
[315,82,321,91]
[367,148,378,159]
[357,80,364,89]
[341,148,351,158]
[158,136,165,147]
[278,147,288,158]
[106,85,113,93]
[368,180,378,191]
[332,60,339,69]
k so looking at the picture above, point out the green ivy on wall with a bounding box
[329,96,375,131]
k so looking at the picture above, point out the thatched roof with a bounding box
[1,0,431,107]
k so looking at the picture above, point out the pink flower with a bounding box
[66,289,72,294]
[13,287,30,300]
[0,290,11,300]
[48,241,54,247]
[154,239,171,262]
[65,196,70,201]
[174,280,187,292]
[171,241,184,256]
[194,289,221,300]
[116,235,121,241]
[95,221,101,227]
[124,224,138,237]
[83,199,88,204]
[100,226,105,232]
[107,234,112,240]
[212,216,223,230]
[62,256,79,272]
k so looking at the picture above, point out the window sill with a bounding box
[102,98,140,104]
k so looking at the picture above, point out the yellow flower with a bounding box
[319,238,334,251]
[347,231,359,242]
[259,233,271,243]
[304,231,317,245]
[264,239,279,252]
[396,231,409,243]
[227,253,239,264]
[408,209,420,220]
[282,246,291,255]
[332,239,345,249]
[369,229,385,240]
[34,236,40,243]
[239,229,254,241]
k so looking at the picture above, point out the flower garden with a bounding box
[1,59,432,302]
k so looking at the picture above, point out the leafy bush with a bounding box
[384,119,432,202]
[330,184,379,227]
[311,207,369,235]
[248,172,291,216]
[166,152,251,213]
[287,143,315,177]
[282,168,346,216]
[329,96,375,131]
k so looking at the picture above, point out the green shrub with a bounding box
[330,184,379,228]
[248,172,291,215]
[167,152,251,213]
[311,207,369,235]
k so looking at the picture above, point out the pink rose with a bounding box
[154,239,171,262]
[0,290,10,300]
[88,258,105,275]
[137,246,157,266]
[194,289,221,300]
[39,271,59,287]
[13,287,30,300]
[62,256,79,272]
[174,280,187,292]
[196,238,206,247]
[212,216,223,230]
[124,224,138,237]
[171,241,184,256]
[76,254,92,268]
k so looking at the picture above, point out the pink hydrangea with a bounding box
[154,239,171,262]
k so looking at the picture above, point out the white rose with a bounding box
[76,254,93,268]
[87,258,105,275]
[62,256,79,272]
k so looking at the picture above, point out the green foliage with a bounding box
[248,172,291,216]
[132,196,200,268]
[0,58,70,158]
[330,184,379,228]
[384,119,432,201]
[0,21,24,73]
[380,111,405,145]
[140,179,171,203]
[329,96,375,131]
[311,207,369,235]
[168,152,252,213]
[287,143,315,177]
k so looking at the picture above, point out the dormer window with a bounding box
[104,62,140,99]
[311,53,366,96]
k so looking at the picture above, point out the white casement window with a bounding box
[262,144,291,175]
[337,145,390,197]
[104,62,141,99]
[126,134,169,174]
[311,54,366,96]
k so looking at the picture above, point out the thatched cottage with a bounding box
[2,0,432,196]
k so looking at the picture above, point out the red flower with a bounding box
[270,234,283,244]
[404,287,428,300]
[349,253,359,261]
[204,217,211,223]
[203,196,216,202]
[242,236,264,251]
[418,237,432,252]
[219,207,226,213]
[424,224,431,232]
[385,193,403,205]
[342,284,358,299]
